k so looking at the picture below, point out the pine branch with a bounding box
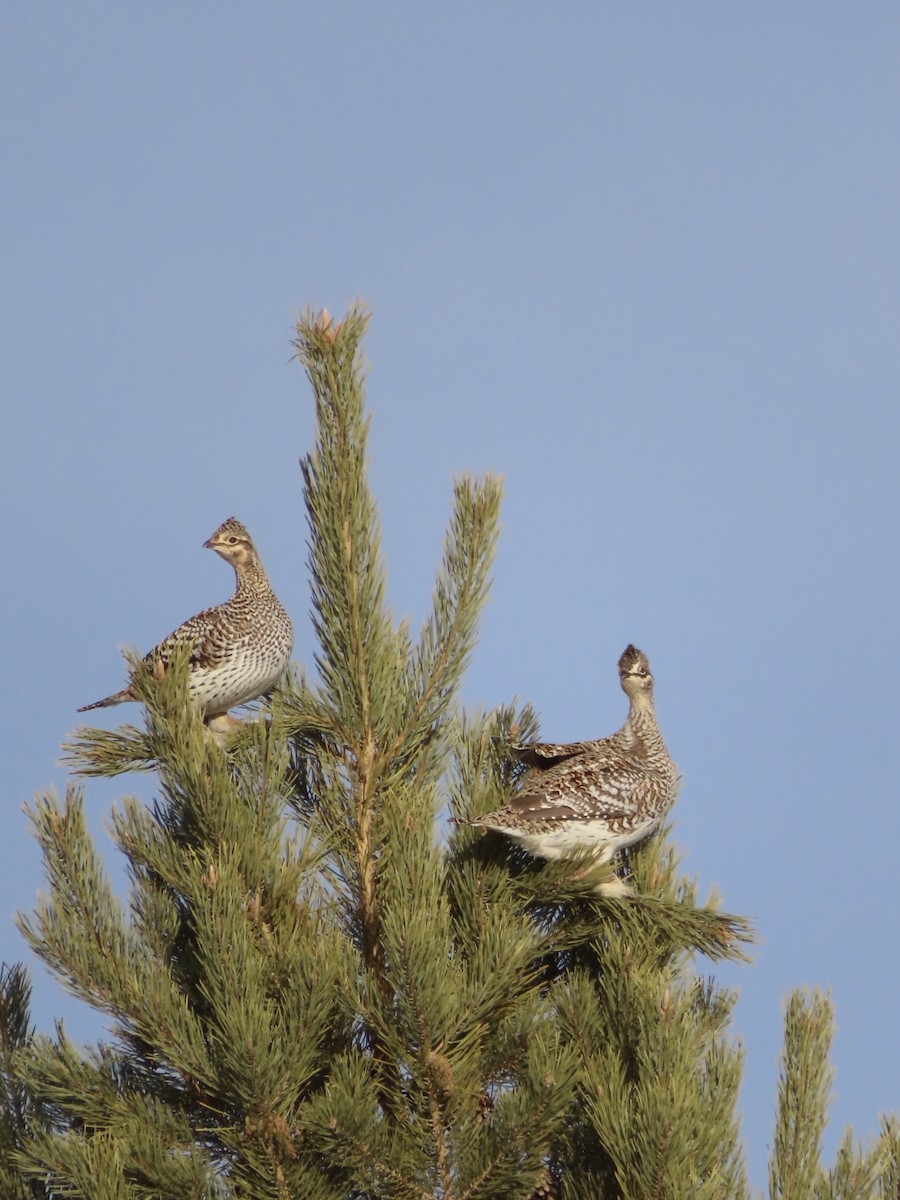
[457,1028,579,1200]
[18,1034,220,1199]
[0,965,52,1200]
[293,306,417,1128]
[566,966,749,1200]
[769,988,835,1200]
[61,721,155,778]
[294,307,395,979]
[817,1125,890,1200]
[876,1118,900,1199]
[294,304,401,740]
[0,966,33,1155]
[17,789,134,1015]
[383,473,503,779]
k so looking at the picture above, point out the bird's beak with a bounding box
[203,537,214,550]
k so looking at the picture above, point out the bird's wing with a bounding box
[511,739,593,768]
[144,605,227,671]
[512,749,652,821]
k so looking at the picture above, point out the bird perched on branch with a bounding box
[469,645,678,892]
[78,518,293,721]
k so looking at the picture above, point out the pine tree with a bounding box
[1,306,895,1198]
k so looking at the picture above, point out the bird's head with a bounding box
[204,517,256,566]
[618,644,654,697]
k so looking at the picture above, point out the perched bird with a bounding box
[469,645,678,886]
[78,518,293,720]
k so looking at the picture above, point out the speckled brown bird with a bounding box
[78,518,293,720]
[470,645,678,876]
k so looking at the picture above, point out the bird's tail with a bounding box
[77,688,133,712]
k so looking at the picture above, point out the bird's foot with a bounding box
[204,713,246,747]
[591,874,634,899]
[572,860,633,899]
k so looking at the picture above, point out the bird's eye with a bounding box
[638,668,649,677]
[228,536,239,544]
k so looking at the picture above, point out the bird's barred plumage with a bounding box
[470,645,678,866]
[78,518,293,719]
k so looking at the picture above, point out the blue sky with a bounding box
[3,5,899,1186]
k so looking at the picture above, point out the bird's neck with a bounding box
[233,558,272,599]
[622,692,666,754]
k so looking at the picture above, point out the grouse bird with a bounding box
[78,518,293,720]
[470,645,678,888]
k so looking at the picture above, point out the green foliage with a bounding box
[0,965,53,1199]
[766,992,897,1200]
[2,305,894,1197]
[769,989,836,1200]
